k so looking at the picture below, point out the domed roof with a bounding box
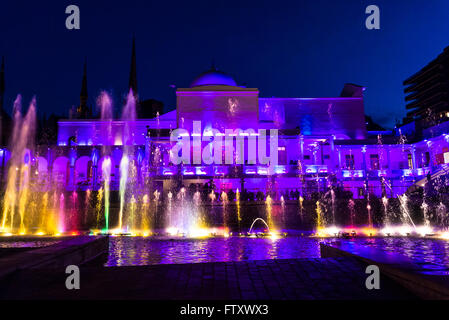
[190,67,237,87]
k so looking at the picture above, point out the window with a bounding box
[87,160,93,180]
[345,154,355,169]
[278,147,287,165]
[407,154,413,169]
[370,154,379,170]
[424,152,430,167]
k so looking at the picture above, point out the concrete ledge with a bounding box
[0,236,109,279]
[321,242,449,300]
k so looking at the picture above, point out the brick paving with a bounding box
[0,257,416,299]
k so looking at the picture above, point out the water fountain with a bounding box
[236,188,241,231]
[348,199,355,226]
[0,96,47,234]
[315,200,324,231]
[99,91,113,232]
[366,197,372,228]
[116,90,137,233]
[1,88,448,243]
[118,154,129,232]
[382,196,389,226]
[330,188,336,225]
[101,157,111,231]
[248,217,270,234]
[221,191,228,229]
[398,194,416,230]
[96,188,103,228]
[58,193,65,234]
[141,194,150,234]
[265,195,275,232]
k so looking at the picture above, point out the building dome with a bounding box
[190,67,237,87]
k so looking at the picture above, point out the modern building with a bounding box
[403,46,449,126]
[0,57,12,146]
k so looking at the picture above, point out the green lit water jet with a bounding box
[98,91,113,233]
[102,157,111,231]
[118,154,129,231]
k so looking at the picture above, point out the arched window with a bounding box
[87,160,93,180]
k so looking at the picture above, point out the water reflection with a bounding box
[351,238,449,267]
[106,236,449,268]
[106,237,322,266]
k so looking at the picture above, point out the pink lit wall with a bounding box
[176,86,259,133]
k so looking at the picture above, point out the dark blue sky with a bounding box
[1,0,448,128]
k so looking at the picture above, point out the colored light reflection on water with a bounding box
[106,237,321,266]
[347,237,449,267]
[106,236,449,268]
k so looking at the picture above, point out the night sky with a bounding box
[1,0,448,128]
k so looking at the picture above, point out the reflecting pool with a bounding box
[106,236,449,268]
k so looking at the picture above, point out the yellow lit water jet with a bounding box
[0,97,38,235]
[141,194,150,234]
[96,188,104,229]
[299,196,304,217]
[221,191,228,227]
[265,195,275,231]
[209,190,216,203]
[84,189,91,225]
[17,163,31,234]
[38,192,49,231]
[236,189,241,229]
[129,195,137,231]
[316,200,324,231]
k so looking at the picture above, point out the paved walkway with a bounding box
[0,257,416,299]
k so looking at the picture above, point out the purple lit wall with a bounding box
[176,86,260,132]
[57,111,176,146]
[260,97,366,139]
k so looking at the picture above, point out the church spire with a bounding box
[77,58,89,118]
[80,57,88,103]
[128,36,138,97]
